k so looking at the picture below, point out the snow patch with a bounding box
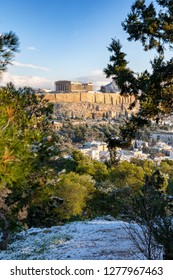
[0,219,162,260]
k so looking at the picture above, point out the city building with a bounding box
[150,131,173,145]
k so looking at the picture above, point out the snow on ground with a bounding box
[0,218,153,260]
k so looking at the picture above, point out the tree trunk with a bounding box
[0,212,9,250]
[163,249,173,260]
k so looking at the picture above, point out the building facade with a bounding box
[55,80,93,93]
[150,131,173,145]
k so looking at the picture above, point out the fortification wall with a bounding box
[43,92,135,106]
[80,92,95,103]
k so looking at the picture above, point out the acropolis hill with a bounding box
[42,80,136,119]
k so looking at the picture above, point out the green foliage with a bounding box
[54,151,173,223]
[0,31,19,75]
[0,84,60,229]
[104,39,138,97]
[122,0,173,53]
[123,169,173,259]
[27,168,95,225]
[104,0,173,148]
[86,158,173,243]
[142,170,168,216]
[59,122,119,144]
[153,217,173,260]
[159,159,173,194]
[54,172,95,220]
[88,180,131,218]
[130,158,155,176]
[109,161,145,191]
[22,164,95,227]
[159,159,173,178]
[71,150,109,182]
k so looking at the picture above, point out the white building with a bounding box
[150,131,173,145]
[118,149,149,161]
[79,141,108,161]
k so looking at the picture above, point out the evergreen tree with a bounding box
[0,83,60,248]
[104,0,173,147]
[0,32,19,76]
[103,1,173,258]
[124,170,173,259]
[0,31,19,249]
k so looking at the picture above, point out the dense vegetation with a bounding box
[104,0,173,147]
[103,0,173,259]
[0,0,173,259]
[58,121,119,144]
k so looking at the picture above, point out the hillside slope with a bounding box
[0,218,162,260]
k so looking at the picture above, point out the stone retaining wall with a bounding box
[43,92,134,105]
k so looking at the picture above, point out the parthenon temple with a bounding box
[55,80,93,93]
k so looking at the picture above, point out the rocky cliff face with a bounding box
[42,91,137,119]
[54,101,135,119]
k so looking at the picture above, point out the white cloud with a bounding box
[90,69,105,76]
[27,46,36,51]
[1,72,53,89]
[0,68,112,91]
[13,61,49,71]
[75,69,112,90]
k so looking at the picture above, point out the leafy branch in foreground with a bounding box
[0,83,60,248]
[0,31,19,76]
[104,0,173,148]
[123,170,173,260]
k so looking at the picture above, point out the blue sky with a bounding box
[0,0,171,90]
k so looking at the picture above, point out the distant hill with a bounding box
[100,81,120,93]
